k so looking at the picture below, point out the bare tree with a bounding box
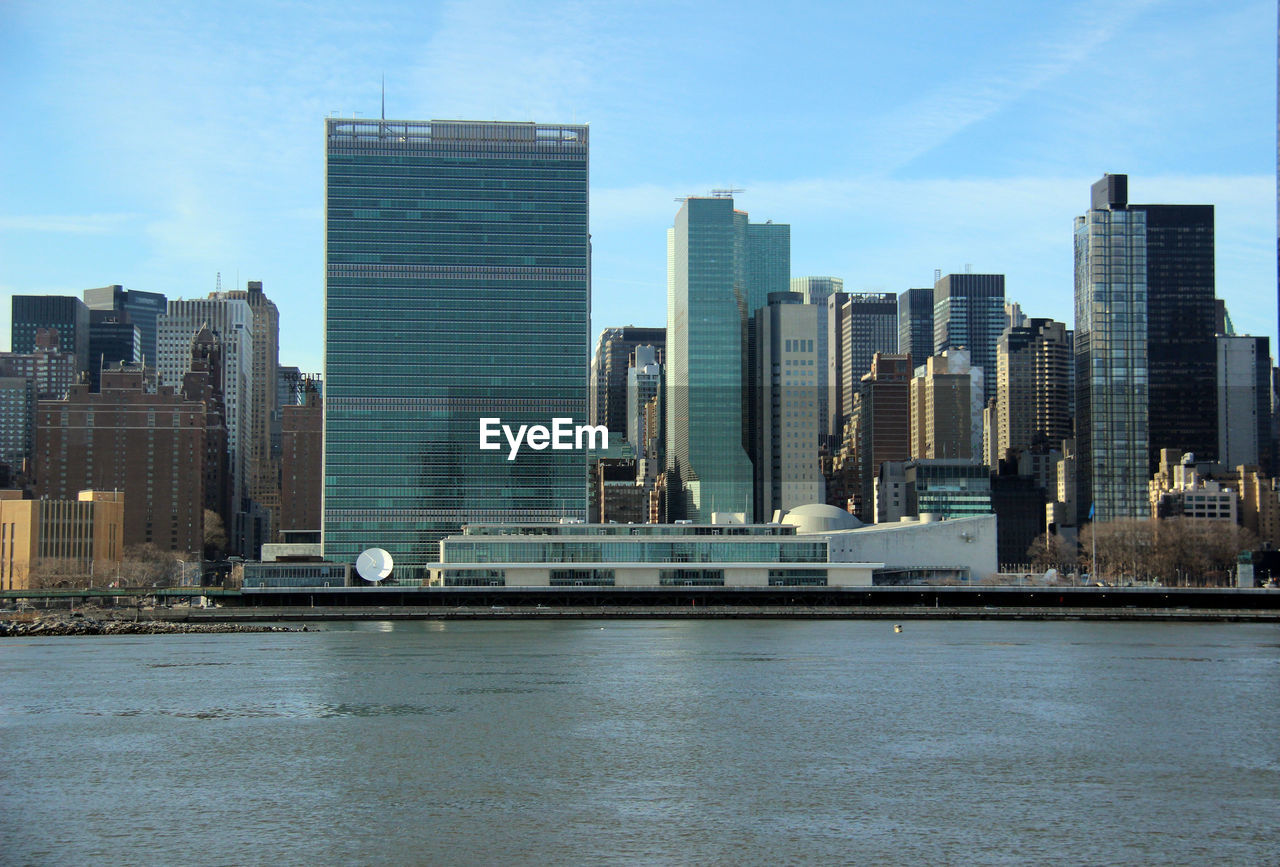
[1026,532,1077,573]
[29,557,89,589]
[1080,518,1257,586]
[203,509,228,561]
[117,544,180,588]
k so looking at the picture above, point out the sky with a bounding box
[1,0,1276,374]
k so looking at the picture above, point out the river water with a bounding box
[2,620,1278,864]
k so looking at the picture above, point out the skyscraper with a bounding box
[933,273,1005,402]
[666,196,787,521]
[910,349,983,461]
[157,294,254,510]
[1218,335,1272,472]
[753,292,823,520]
[898,287,934,367]
[590,326,665,439]
[995,318,1072,458]
[1140,201,1216,471]
[11,295,90,375]
[223,281,281,531]
[847,353,911,523]
[791,276,843,444]
[83,285,167,369]
[324,119,590,579]
[86,310,140,391]
[835,293,898,416]
[1074,174,1150,523]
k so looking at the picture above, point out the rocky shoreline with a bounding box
[0,615,303,637]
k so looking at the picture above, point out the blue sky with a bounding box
[1,0,1275,373]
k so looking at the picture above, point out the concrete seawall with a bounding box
[145,605,1280,623]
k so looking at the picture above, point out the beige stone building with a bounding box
[0,490,124,591]
[910,350,981,461]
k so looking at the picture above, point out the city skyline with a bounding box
[2,0,1276,374]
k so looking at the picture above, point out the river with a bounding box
[2,620,1277,864]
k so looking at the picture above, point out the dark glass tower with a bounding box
[83,285,167,369]
[933,273,1005,403]
[11,295,90,374]
[897,287,934,368]
[324,119,590,580]
[1138,202,1216,471]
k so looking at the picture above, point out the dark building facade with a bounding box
[87,310,140,391]
[1137,202,1216,471]
[933,273,1005,403]
[897,287,935,368]
[591,326,666,439]
[11,295,90,375]
[83,285,167,369]
[991,464,1047,569]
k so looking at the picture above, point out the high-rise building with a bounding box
[626,345,662,450]
[826,290,849,441]
[0,330,78,475]
[324,119,590,579]
[34,365,206,555]
[910,350,983,461]
[223,281,281,529]
[996,318,1072,458]
[181,327,232,530]
[590,326,665,438]
[753,293,823,520]
[281,385,322,533]
[1218,335,1272,472]
[157,294,254,510]
[87,310,140,391]
[11,295,90,375]
[0,329,78,400]
[791,276,843,444]
[1074,174,1150,523]
[847,353,911,523]
[933,273,1005,402]
[666,196,787,521]
[1140,200,1216,471]
[83,285,167,370]
[898,287,934,368]
[0,377,35,473]
[834,293,898,419]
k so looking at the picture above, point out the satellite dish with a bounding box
[356,548,394,583]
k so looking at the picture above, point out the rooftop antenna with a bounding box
[710,187,745,198]
[215,272,222,294]
[381,74,385,121]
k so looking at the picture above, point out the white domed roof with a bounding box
[779,503,863,534]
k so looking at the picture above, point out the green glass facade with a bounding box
[666,198,789,522]
[324,120,590,580]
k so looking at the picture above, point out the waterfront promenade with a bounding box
[4,585,1279,622]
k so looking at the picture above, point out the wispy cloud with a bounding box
[857,0,1163,175]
